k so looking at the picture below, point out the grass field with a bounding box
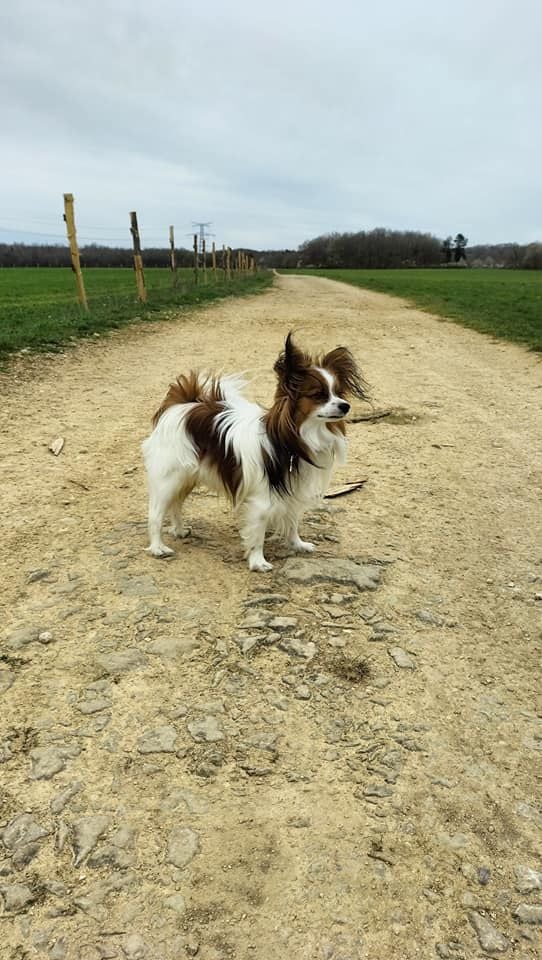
[289,269,542,352]
[0,267,273,360]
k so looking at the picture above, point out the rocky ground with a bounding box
[0,275,541,959]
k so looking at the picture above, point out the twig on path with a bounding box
[325,479,367,499]
[348,410,391,423]
[67,478,90,491]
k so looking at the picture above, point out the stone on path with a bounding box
[388,646,417,670]
[281,557,382,591]
[468,911,510,954]
[166,826,200,869]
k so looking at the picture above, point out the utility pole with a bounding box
[189,222,214,269]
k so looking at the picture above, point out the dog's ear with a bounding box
[322,346,369,401]
[274,332,311,393]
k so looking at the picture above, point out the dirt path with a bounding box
[1,275,541,960]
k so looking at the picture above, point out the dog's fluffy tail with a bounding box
[152,372,247,427]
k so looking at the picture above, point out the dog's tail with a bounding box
[151,372,247,427]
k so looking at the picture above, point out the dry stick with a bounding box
[129,212,147,303]
[63,193,88,310]
[169,225,177,284]
[324,479,367,499]
[193,233,198,285]
[349,410,391,423]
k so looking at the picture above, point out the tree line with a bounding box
[0,243,197,268]
[1,233,541,270]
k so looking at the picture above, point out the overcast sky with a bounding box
[1,0,540,250]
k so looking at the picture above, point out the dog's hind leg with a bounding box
[168,484,194,539]
[146,471,186,558]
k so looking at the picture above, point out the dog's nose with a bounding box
[338,401,350,415]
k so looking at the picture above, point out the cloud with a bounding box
[1,0,541,248]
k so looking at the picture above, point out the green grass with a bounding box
[287,268,542,351]
[0,267,273,359]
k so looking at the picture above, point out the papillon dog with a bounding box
[142,333,368,572]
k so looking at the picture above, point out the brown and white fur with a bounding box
[142,333,367,572]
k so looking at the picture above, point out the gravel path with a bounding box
[1,275,541,960]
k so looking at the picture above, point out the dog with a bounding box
[142,333,367,571]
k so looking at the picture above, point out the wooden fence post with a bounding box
[212,241,216,277]
[169,225,177,281]
[193,234,199,284]
[222,244,226,280]
[63,193,88,310]
[129,211,147,303]
[226,247,232,280]
[202,238,207,284]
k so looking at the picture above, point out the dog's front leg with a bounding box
[239,497,273,572]
[286,520,315,554]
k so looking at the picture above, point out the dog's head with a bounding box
[273,332,368,426]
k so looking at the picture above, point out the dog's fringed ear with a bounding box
[322,346,369,401]
[274,332,311,393]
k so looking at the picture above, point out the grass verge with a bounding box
[286,268,542,351]
[0,268,273,360]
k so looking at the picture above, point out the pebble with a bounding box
[27,568,52,583]
[279,638,316,659]
[12,841,41,867]
[0,882,36,911]
[96,648,148,674]
[49,937,69,959]
[267,616,298,631]
[122,933,148,959]
[512,903,542,925]
[478,866,491,885]
[514,864,542,893]
[137,725,178,753]
[2,813,49,848]
[166,825,200,868]
[244,594,289,607]
[118,575,159,597]
[388,647,417,670]
[468,911,510,954]
[147,636,200,658]
[73,815,111,866]
[416,609,446,626]
[50,781,83,814]
[236,635,260,654]
[187,715,224,742]
[362,784,394,798]
[76,696,112,715]
[294,684,311,700]
[435,944,466,959]
[515,802,541,823]
[6,625,40,649]
[29,744,81,780]
[164,893,186,914]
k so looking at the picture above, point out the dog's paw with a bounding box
[292,539,315,553]
[145,544,175,558]
[168,525,191,539]
[249,558,273,573]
